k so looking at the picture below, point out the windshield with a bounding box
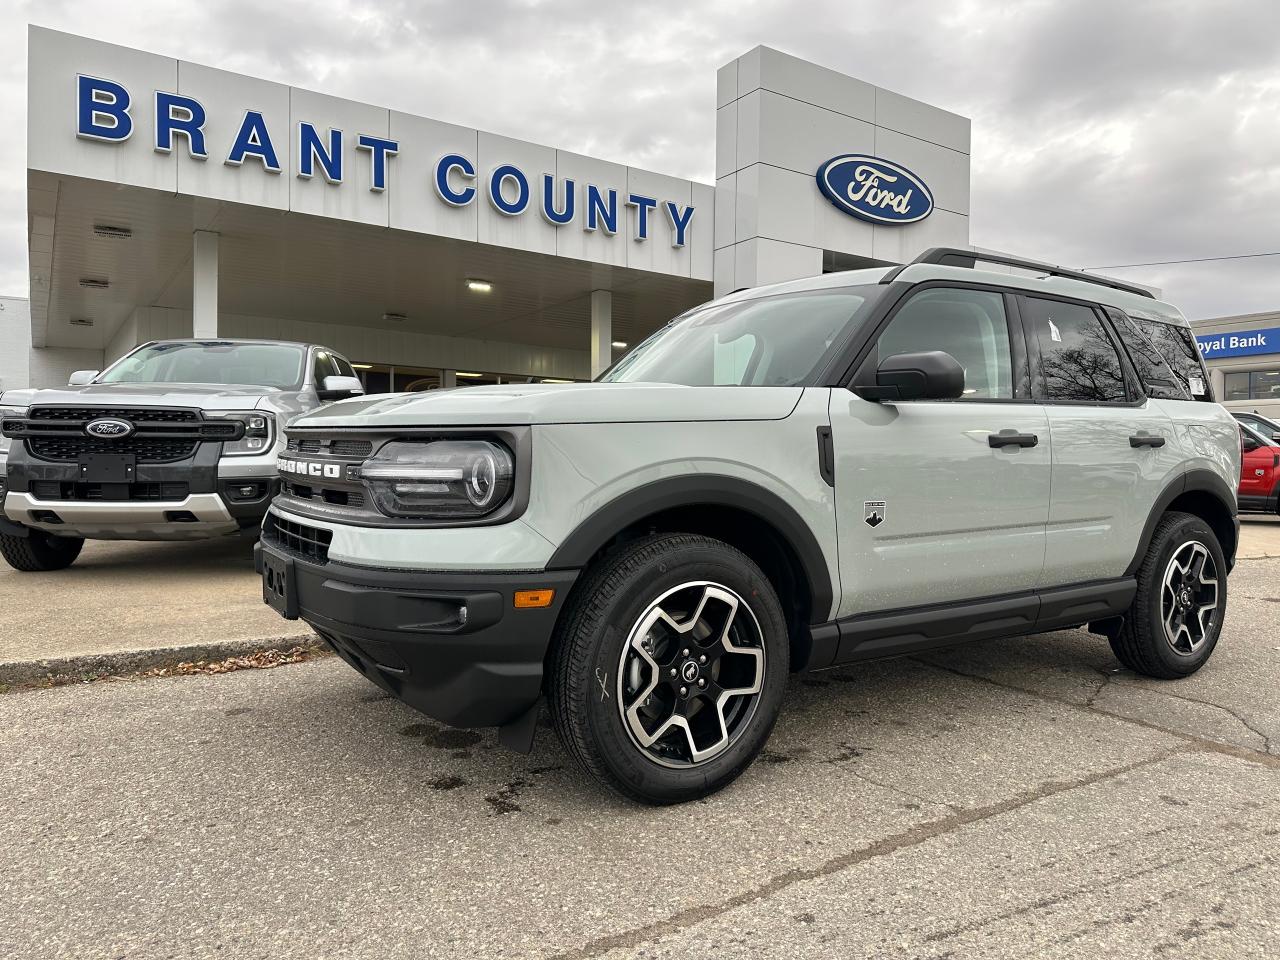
[601,286,882,386]
[97,342,306,389]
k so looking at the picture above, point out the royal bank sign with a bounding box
[75,75,697,247]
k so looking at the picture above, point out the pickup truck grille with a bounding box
[29,407,200,424]
[29,435,198,463]
[17,406,233,464]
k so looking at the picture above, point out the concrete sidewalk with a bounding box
[2,517,1278,686]
[0,536,315,685]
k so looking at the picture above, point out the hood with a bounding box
[296,382,804,427]
[0,382,287,411]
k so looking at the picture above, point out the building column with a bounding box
[193,230,219,339]
[590,289,612,379]
[441,369,457,388]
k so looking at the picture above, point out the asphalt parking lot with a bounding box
[2,521,1280,959]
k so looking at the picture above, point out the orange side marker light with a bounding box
[514,589,555,609]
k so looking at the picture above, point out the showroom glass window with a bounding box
[874,288,1014,399]
[1023,297,1129,402]
[1224,370,1280,401]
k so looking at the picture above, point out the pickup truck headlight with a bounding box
[207,411,274,456]
[0,405,27,458]
[362,440,514,519]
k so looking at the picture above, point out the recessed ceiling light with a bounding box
[78,277,109,289]
[455,371,484,378]
[466,279,492,293]
[611,341,628,349]
[382,312,408,323]
[541,378,573,384]
[351,363,372,369]
[92,224,132,240]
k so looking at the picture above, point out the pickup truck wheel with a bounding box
[549,533,788,804]
[0,529,85,572]
[1110,512,1226,679]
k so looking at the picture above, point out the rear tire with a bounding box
[1110,512,1226,679]
[549,533,788,804]
[0,529,85,572]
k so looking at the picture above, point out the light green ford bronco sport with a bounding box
[259,248,1239,804]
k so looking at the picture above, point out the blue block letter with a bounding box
[154,92,207,159]
[541,175,575,225]
[585,185,617,235]
[298,123,343,183]
[77,75,132,142]
[357,135,398,192]
[626,194,657,241]
[434,154,476,206]
[664,201,695,248]
[226,111,281,172]
[489,164,530,216]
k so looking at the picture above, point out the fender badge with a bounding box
[864,500,886,528]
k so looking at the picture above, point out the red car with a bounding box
[1239,421,1280,514]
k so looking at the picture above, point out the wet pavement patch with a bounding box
[485,780,527,815]
[429,775,468,791]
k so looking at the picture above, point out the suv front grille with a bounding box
[265,514,332,563]
[288,437,373,458]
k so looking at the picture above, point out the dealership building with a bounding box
[1,26,989,392]
[1191,312,1280,420]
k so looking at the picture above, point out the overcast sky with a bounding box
[2,0,1278,320]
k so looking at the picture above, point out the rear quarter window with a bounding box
[1131,316,1212,401]
[1107,310,1190,401]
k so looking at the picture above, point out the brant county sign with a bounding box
[816,155,933,226]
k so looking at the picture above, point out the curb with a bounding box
[0,632,325,690]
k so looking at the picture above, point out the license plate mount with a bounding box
[262,550,299,619]
[79,454,136,483]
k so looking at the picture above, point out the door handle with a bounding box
[988,430,1039,449]
[1129,433,1166,448]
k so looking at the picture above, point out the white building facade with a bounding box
[12,27,973,391]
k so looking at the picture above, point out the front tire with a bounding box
[0,528,85,572]
[1110,511,1226,679]
[549,533,788,804]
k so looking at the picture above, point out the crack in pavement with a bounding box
[916,660,1280,771]
[1111,680,1277,755]
[545,748,1183,960]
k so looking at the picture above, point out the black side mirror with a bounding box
[853,350,966,402]
[1242,434,1260,453]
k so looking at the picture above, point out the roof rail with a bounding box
[881,247,1156,299]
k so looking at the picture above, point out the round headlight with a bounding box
[467,451,498,508]
[361,439,515,519]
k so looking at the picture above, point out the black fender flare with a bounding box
[1124,468,1238,576]
[545,474,834,624]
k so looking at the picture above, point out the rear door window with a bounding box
[1022,297,1130,403]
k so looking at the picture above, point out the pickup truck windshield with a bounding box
[600,286,882,386]
[97,342,306,389]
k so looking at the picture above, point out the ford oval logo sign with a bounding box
[85,418,135,439]
[816,155,934,225]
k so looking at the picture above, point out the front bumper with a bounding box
[1,435,278,539]
[256,538,578,730]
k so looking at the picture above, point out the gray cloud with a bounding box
[2,0,1278,318]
